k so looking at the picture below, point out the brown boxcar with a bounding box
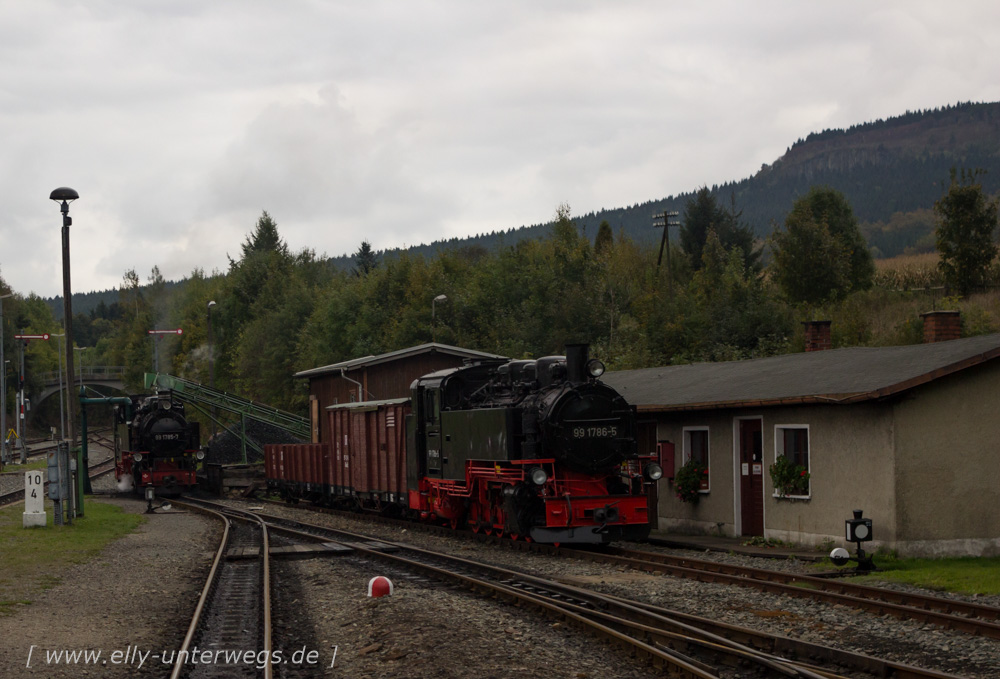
[264,443,330,503]
[327,398,411,508]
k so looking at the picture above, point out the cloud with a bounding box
[1,1,999,296]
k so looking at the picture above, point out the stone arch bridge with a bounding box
[36,366,127,406]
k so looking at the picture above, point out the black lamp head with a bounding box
[50,187,79,217]
[49,187,79,202]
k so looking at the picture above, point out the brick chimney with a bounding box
[803,320,832,352]
[920,310,961,343]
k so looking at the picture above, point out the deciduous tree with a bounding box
[934,168,999,297]
[770,187,873,304]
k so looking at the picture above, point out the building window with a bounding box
[683,427,710,491]
[774,425,810,497]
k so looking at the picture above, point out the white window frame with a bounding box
[682,426,710,493]
[773,424,810,499]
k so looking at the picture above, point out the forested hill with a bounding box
[53,101,1000,313]
[328,100,1000,269]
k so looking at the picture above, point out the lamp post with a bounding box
[50,188,78,447]
[0,293,11,465]
[432,294,447,343]
[51,186,84,515]
[207,300,216,436]
[51,333,66,441]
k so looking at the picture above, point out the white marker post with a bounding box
[23,470,46,527]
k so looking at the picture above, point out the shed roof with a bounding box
[603,334,1000,412]
[294,342,507,379]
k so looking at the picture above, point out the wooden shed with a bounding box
[294,343,505,445]
[604,333,1000,557]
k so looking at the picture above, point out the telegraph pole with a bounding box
[653,210,680,297]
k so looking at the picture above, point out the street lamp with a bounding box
[51,186,83,517]
[432,294,447,343]
[50,187,78,450]
[0,293,11,464]
[207,300,216,436]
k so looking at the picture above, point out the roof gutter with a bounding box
[340,368,365,402]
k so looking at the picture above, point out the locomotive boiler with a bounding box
[114,391,204,497]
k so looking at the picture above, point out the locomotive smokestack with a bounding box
[565,343,588,383]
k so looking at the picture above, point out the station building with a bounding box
[604,315,1000,557]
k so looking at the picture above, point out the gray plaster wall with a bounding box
[891,361,1000,556]
[762,403,895,548]
[654,412,737,536]
[654,403,897,549]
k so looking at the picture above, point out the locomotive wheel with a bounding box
[449,517,461,530]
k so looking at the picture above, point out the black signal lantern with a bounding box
[846,509,873,543]
[841,509,876,572]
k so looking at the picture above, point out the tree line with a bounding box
[2,175,997,428]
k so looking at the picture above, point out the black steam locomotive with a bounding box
[407,344,660,543]
[114,391,203,497]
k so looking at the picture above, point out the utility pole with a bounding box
[0,293,11,465]
[653,210,680,297]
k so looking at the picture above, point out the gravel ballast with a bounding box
[240,498,1000,679]
[4,488,999,678]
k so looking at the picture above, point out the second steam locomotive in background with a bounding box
[267,344,661,544]
[114,392,204,497]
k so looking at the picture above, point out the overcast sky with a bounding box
[1,1,997,299]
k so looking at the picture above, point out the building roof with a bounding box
[603,334,1000,413]
[294,342,507,379]
[327,397,410,411]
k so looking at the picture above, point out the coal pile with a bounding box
[205,419,305,465]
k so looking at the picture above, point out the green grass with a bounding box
[1,458,48,473]
[851,556,1000,595]
[0,499,145,616]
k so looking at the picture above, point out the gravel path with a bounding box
[0,497,216,678]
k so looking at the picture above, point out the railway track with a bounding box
[558,545,1000,640]
[193,498,966,679]
[170,502,272,679]
[0,454,116,507]
[1,428,114,466]
[260,498,1000,644]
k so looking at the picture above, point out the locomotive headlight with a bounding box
[133,453,143,463]
[585,358,605,378]
[644,462,664,481]
[529,467,548,486]
[196,449,206,460]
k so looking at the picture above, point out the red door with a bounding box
[739,419,764,536]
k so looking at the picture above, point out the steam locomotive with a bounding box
[267,344,661,544]
[114,391,204,497]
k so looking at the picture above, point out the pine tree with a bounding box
[353,240,379,277]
